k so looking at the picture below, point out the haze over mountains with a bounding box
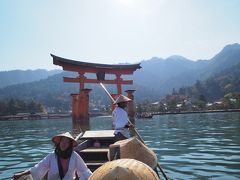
[134,43,240,96]
[0,69,61,88]
[0,43,240,108]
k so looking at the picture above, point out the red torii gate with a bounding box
[52,54,141,131]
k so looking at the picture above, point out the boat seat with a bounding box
[78,146,110,162]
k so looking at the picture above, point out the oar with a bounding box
[74,131,83,141]
[99,83,168,180]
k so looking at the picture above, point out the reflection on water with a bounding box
[0,113,240,179]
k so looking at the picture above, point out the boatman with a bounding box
[112,94,133,142]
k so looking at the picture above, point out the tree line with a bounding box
[0,98,44,116]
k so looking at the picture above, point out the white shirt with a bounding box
[112,106,130,138]
[30,151,92,180]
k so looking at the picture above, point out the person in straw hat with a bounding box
[112,94,133,142]
[12,132,92,180]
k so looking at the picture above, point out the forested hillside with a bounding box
[178,62,240,102]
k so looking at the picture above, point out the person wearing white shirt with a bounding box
[112,94,133,142]
[12,132,92,180]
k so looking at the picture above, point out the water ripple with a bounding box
[1,113,240,179]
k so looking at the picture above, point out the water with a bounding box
[1,112,240,179]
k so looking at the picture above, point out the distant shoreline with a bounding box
[0,112,110,121]
[1,109,240,121]
[152,109,240,116]
[0,113,71,121]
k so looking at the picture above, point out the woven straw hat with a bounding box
[89,159,159,180]
[111,137,158,169]
[114,94,132,104]
[52,132,77,147]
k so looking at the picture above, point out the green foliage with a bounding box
[0,98,44,116]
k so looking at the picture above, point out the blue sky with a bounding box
[0,0,240,71]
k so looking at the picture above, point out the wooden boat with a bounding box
[15,130,164,180]
[75,130,162,178]
[136,113,153,119]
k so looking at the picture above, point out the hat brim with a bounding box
[89,159,159,180]
[113,94,132,105]
[52,133,78,147]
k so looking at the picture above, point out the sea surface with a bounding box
[0,112,240,179]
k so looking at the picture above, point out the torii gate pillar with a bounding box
[71,89,91,132]
[125,90,136,124]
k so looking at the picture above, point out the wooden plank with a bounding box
[80,148,109,153]
[86,162,106,165]
[81,130,115,139]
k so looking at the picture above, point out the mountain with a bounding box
[133,43,240,96]
[0,43,240,109]
[133,56,209,96]
[200,43,240,78]
[0,69,62,88]
[178,61,240,102]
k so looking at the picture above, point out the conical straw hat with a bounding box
[112,137,158,169]
[52,132,77,147]
[114,94,132,104]
[89,159,159,180]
